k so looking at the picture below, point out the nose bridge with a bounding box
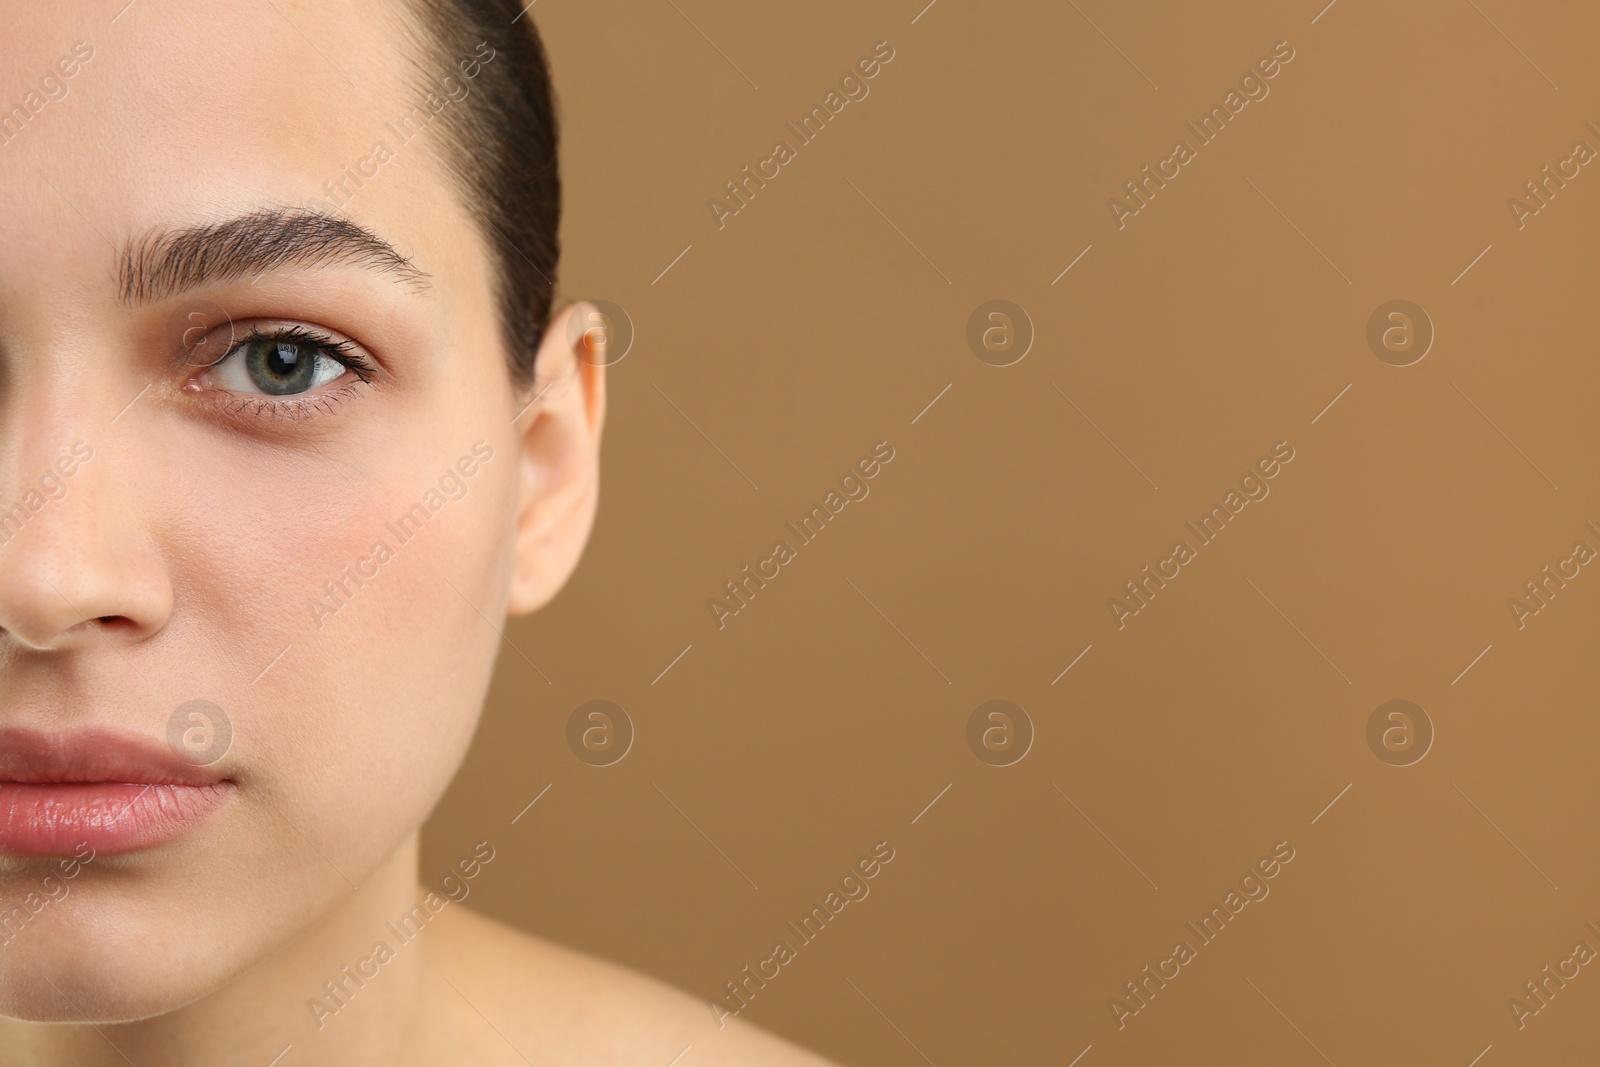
[0,316,115,538]
[0,432,100,546]
[0,332,173,651]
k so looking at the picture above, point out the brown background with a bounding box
[424,1,1600,1063]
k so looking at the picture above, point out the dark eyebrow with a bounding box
[118,207,431,305]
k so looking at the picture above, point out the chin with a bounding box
[0,887,250,1024]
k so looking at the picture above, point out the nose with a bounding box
[0,439,173,652]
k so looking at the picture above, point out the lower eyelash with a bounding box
[218,380,370,422]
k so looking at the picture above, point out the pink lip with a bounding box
[0,727,235,856]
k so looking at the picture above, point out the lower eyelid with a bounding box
[190,375,370,425]
[218,382,368,422]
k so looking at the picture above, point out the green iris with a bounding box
[244,338,318,395]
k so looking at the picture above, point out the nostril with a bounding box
[0,523,175,648]
[68,615,141,641]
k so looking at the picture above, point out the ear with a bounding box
[506,301,608,616]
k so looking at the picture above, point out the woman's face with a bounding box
[0,0,598,1021]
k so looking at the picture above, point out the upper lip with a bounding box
[0,726,227,785]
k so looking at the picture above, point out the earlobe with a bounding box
[505,302,607,616]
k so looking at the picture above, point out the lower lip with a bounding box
[0,782,234,857]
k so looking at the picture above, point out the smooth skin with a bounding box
[0,2,833,1064]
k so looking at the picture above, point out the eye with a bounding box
[195,326,373,398]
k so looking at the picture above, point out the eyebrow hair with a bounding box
[118,207,431,305]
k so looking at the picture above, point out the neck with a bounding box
[0,833,439,1067]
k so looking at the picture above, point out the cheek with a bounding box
[0,430,522,1021]
[166,425,518,865]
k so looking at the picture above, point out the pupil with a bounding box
[246,339,317,395]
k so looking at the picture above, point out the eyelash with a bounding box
[193,324,378,423]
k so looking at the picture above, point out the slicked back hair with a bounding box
[402,0,560,389]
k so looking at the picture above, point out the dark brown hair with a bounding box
[404,0,560,388]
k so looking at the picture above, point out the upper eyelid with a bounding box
[229,327,346,359]
[200,322,372,371]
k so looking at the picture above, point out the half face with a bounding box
[0,0,576,1022]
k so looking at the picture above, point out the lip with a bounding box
[0,727,235,857]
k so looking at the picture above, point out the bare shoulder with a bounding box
[428,903,843,1067]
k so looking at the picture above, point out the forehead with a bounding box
[0,0,462,299]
